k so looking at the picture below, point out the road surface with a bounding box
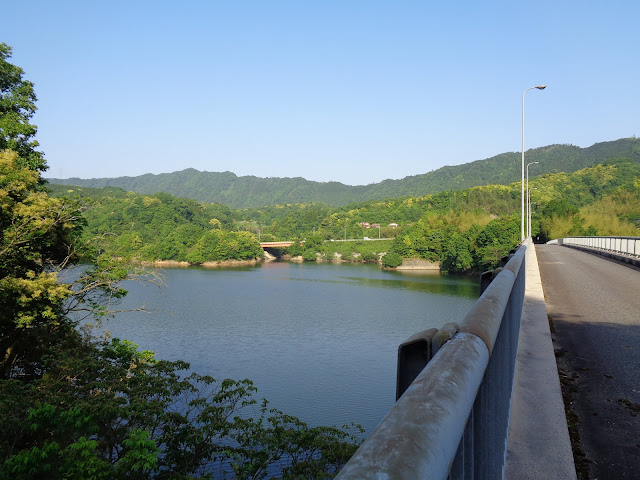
[537,245,640,479]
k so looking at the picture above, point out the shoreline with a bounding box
[141,258,262,268]
[140,256,452,273]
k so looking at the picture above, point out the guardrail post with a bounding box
[396,328,438,400]
[480,268,502,294]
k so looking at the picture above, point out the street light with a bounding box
[526,161,539,238]
[522,85,546,241]
[528,188,538,238]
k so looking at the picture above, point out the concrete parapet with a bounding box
[459,252,522,355]
[504,243,577,479]
[338,333,489,480]
[341,243,572,479]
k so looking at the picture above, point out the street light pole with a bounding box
[526,161,539,238]
[522,85,546,241]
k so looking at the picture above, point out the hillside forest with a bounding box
[46,138,640,208]
[48,158,640,273]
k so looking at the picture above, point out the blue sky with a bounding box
[4,1,639,185]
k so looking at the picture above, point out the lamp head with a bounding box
[535,85,547,90]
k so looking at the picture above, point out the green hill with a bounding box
[46,138,640,208]
[49,158,640,265]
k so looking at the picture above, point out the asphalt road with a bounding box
[537,245,640,479]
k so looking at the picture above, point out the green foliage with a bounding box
[441,233,473,273]
[381,251,403,268]
[390,224,444,262]
[302,249,319,261]
[317,239,390,263]
[378,213,522,273]
[3,402,156,479]
[0,44,45,171]
[1,338,361,479]
[186,230,262,263]
[304,234,325,251]
[48,186,261,263]
[360,251,379,263]
[474,216,520,269]
[542,198,580,218]
[0,150,86,378]
[48,158,640,272]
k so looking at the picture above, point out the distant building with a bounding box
[371,223,381,228]
[388,223,399,229]
[360,222,371,229]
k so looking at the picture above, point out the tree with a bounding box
[1,338,361,479]
[388,223,442,262]
[440,233,473,273]
[474,216,520,269]
[0,150,84,378]
[0,150,144,379]
[0,44,45,171]
[381,251,403,268]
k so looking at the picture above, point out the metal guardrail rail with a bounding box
[337,245,526,480]
[558,236,640,257]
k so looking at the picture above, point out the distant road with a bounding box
[329,238,394,242]
[537,245,640,479]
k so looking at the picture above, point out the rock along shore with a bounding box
[141,258,262,268]
[396,258,440,270]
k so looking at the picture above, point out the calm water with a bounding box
[95,262,479,437]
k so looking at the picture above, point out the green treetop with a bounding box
[0,43,45,172]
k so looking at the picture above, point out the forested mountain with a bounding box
[48,158,640,270]
[47,138,640,208]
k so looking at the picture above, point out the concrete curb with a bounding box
[504,243,577,479]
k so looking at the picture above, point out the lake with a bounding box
[94,261,480,437]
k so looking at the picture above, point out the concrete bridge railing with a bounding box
[337,245,526,480]
[557,235,640,257]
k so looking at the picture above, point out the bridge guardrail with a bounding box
[337,245,526,480]
[558,236,640,257]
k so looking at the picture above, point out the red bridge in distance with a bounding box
[259,241,294,248]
